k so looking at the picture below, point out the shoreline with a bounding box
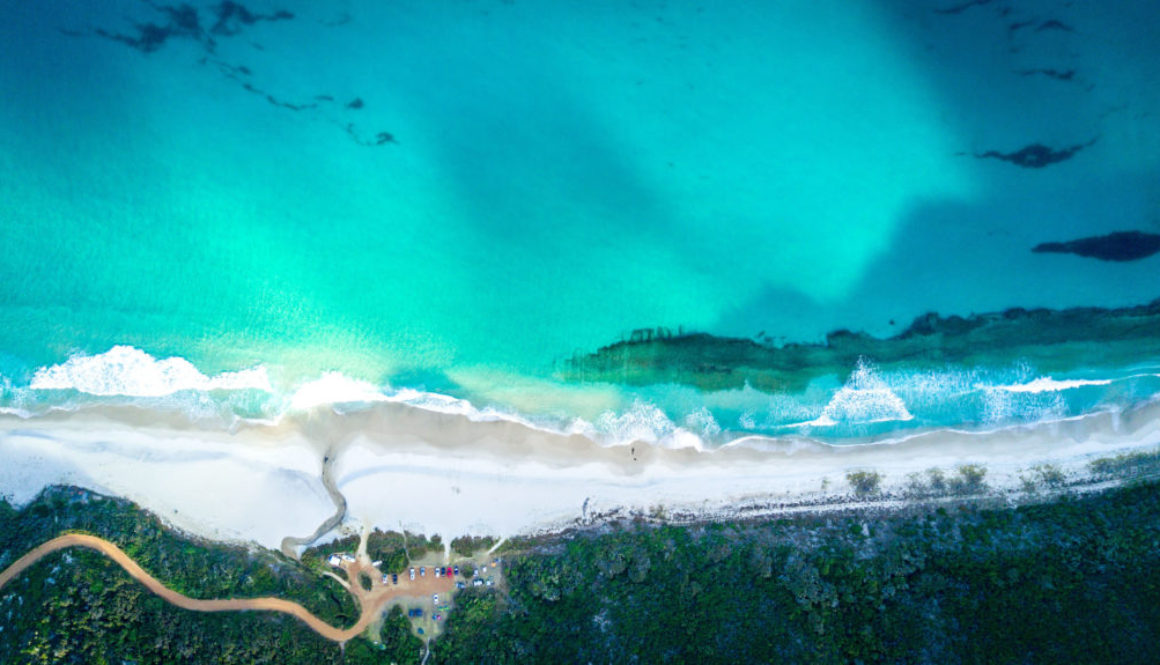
[2,398,1159,549]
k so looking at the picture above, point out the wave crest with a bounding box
[30,346,272,396]
[806,360,913,427]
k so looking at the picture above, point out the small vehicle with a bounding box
[433,613,441,621]
[392,573,398,584]
[433,594,439,603]
[434,567,441,577]
[409,568,416,580]
[420,566,426,577]
[453,566,460,576]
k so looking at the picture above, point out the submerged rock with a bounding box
[560,300,1160,391]
[972,139,1096,168]
[1032,230,1160,262]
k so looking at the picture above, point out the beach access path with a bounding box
[0,533,454,643]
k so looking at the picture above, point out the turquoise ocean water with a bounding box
[1,0,1158,443]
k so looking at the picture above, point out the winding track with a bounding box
[280,448,347,559]
[0,534,378,642]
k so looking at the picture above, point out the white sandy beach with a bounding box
[2,399,1160,550]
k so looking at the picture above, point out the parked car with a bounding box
[392,573,398,584]
[420,566,426,576]
[409,567,415,580]
[453,565,460,576]
[433,594,439,603]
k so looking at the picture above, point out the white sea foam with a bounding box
[592,400,704,449]
[801,360,913,427]
[30,346,272,396]
[684,407,722,438]
[988,376,1116,393]
[980,386,1067,425]
[288,372,388,410]
[16,346,1160,451]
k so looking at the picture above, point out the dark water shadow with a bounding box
[712,167,1160,342]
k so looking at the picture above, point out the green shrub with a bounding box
[846,471,882,498]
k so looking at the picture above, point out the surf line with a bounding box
[0,533,374,643]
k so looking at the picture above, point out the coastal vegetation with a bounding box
[0,487,362,664]
[450,535,498,558]
[302,530,443,575]
[845,470,882,496]
[433,481,1160,663]
[4,479,1160,663]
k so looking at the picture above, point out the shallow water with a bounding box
[1,0,1158,443]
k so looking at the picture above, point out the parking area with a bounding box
[326,554,506,638]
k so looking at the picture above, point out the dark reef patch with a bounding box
[1036,19,1074,32]
[1033,231,1160,262]
[1008,19,1036,34]
[94,22,176,53]
[67,2,395,147]
[1018,68,1076,81]
[344,124,398,147]
[934,0,994,15]
[209,1,294,36]
[88,2,290,55]
[155,2,202,35]
[970,138,1097,168]
[240,81,318,111]
[561,299,1160,391]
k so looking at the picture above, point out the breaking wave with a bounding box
[802,361,913,428]
[30,346,272,396]
[4,345,1159,450]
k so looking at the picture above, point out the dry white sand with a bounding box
[2,400,1159,550]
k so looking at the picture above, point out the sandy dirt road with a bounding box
[0,533,453,642]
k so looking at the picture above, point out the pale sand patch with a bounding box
[1,400,1158,549]
[0,412,333,546]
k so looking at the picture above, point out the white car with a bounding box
[409,568,416,580]
[433,594,439,603]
